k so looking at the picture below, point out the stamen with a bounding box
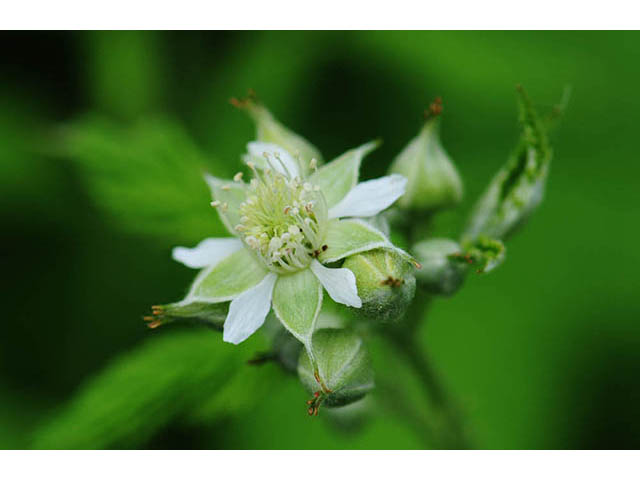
[233,172,244,182]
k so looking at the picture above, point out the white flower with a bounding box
[170,141,413,352]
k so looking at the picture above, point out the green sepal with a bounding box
[298,328,374,408]
[241,100,322,175]
[309,140,380,208]
[184,248,267,303]
[461,235,506,274]
[319,218,417,266]
[146,301,228,331]
[271,268,323,349]
[204,174,247,236]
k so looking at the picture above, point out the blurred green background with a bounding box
[1,31,639,449]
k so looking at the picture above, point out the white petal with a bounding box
[310,260,362,308]
[223,273,277,345]
[172,238,243,269]
[328,174,407,219]
[247,141,300,178]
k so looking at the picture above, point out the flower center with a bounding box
[236,167,327,273]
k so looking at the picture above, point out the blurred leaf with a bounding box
[86,31,165,120]
[190,362,281,424]
[60,115,226,245]
[32,331,266,449]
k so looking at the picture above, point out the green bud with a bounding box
[464,86,552,242]
[389,101,463,212]
[343,249,416,323]
[298,329,374,412]
[412,239,467,296]
[233,94,322,172]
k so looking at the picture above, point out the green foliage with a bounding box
[60,116,225,245]
[32,331,265,449]
[86,31,165,120]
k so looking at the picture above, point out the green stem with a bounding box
[386,293,471,449]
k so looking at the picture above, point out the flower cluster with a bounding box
[167,102,415,354]
[150,87,558,414]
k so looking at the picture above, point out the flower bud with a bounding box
[412,238,467,296]
[232,94,322,173]
[298,329,374,411]
[389,100,463,212]
[464,86,552,242]
[342,249,416,323]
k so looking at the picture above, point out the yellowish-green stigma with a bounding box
[236,162,328,274]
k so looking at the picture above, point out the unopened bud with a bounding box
[343,249,416,323]
[464,86,554,242]
[298,329,374,408]
[412,239,467,296]
[389,102,463,212]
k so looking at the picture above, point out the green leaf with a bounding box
[60,116,223,245]
[319,218,416,265]
[190,362,282,423]
[272,268,323,348]
[204,175,247,236]
[31,331,264,449]
[309,140,379,207]
[185,248,267,303]
[87,31,165,120]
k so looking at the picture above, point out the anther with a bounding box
[210,200,221,208]
[233,172,244,182]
